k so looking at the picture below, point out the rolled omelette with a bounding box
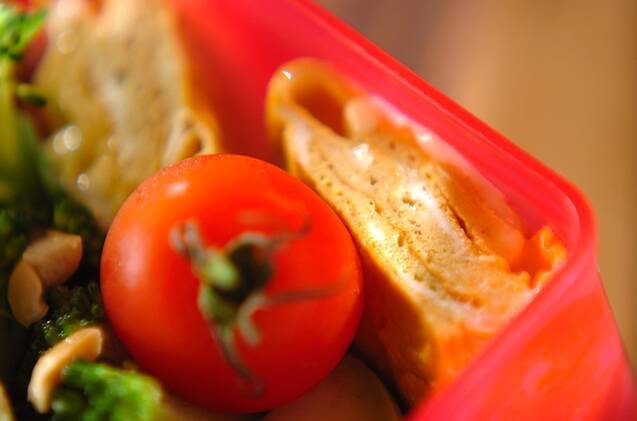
[266,59,566,405]
[35,0,221,228]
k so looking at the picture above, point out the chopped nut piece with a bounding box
[23,230,83,287]
[0,382,14,421]
[8,260,48,327]
[28,326,104,413]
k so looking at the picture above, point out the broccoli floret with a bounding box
[0,191,104,398]
[51,195,104,271]
[0,2,51,311]
[0,4,49,409]
[0,5,46,62]
[0,6,47,203]
[0,200,51,382]
[1,6,111,419]
[0,198,103,355]
[1,4,103,276]
[0,200,51,274]
[4,281,105,420]
[33,281,104,348]
[52,361,162,421]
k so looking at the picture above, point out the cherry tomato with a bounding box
[101,154,363,413]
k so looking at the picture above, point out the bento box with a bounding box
[166,0,636,419]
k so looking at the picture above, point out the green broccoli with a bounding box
[0,178,105,390]
[1,4,103,276]
[52,361,162,421]
[0,5,46,61]
[0,5,112,419]
[0,200,51,274]
[0,196,104,355]
[0,5,47,202]
[0,200,51,382]
[33,281,105,348]
[0,3,50,330]
[51,195,105,272]
[4,281,104,420]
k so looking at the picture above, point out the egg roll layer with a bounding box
[35,0,220,227]
[267,59,565,404]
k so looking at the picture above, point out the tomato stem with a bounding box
[211,324,264,396]
[170,220,311,394]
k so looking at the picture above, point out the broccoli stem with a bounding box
[0,57,21,201]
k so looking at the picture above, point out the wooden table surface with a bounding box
[317,0,637,366]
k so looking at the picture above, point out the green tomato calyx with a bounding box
[169,219,310,395]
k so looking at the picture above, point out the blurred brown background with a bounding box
[316,0,636,366]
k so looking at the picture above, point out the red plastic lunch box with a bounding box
[19,0,628,418]
[167,0,636,419]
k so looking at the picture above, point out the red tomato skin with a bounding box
[101,154,363,413]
